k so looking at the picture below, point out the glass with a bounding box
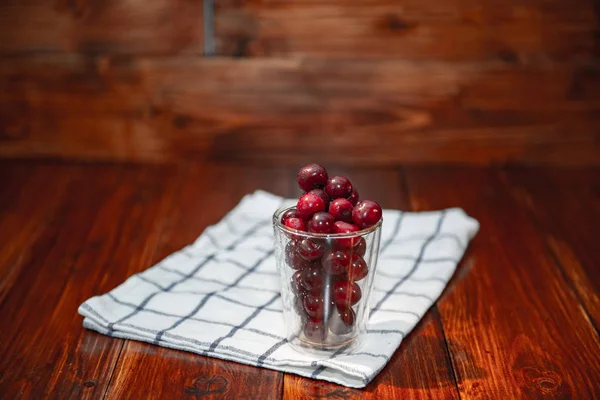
[272,206,382,354]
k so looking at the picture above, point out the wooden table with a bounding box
[1,160,599,399]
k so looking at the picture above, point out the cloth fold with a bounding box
[79,190,479,388]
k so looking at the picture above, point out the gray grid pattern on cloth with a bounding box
[79,190,479,388]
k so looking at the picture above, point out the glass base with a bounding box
[287,333,363,356]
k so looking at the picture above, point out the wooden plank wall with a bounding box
[0,0,599,166]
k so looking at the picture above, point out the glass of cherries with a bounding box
[273,164,382,353]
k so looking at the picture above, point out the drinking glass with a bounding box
[273,206,382,353]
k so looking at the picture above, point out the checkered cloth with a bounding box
[79,190,479,388]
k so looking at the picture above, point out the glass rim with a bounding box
[272,204,383,238]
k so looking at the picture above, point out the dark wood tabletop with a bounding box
[0,160,599,399]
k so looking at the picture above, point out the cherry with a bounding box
[285,217,307,232]
[291,270,304,294]
[301,265,324,291]
[353,237,367,257]
[325,176,353,199]
[309,189,330,208]
[329,198,353,223]
[286,239,301,253]
[332,280,362,307]
[308,212,334,234]
[297,238,326,261]
[294,294,306,315]
[296,192,326,220]
[281,208,301,225]
[297,164,329,192]
[285,244,315,270]
[352,200,382,229]
[322,249,350,275]
[304,318,327,343]
[329,306,355,335]
[333,221,359,234]
[332,221,360,249]
[347,254,368,281]
[303,292,327,319]
[348,188,359,206]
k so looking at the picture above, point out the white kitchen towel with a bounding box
[79,190,479,388]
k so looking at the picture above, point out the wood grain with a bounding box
[215,0,598,62]
[0,164,178,398]
[285,167,460,398]
[0,0,203,55]
[404,167,600,398]
[0,162,74,306]
[105,164,290,399]
[1,55,599,166]
[500,168,600,330]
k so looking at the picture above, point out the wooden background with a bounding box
[1,0,599,166]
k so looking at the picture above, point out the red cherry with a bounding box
[332,221,360,248]
[291,270,304,294]
[303,292,327,319]
[348,188,359,206]
[297,164,328,192]
[285,217,307,232]
[309,189,330,208]
[304,318,327,343]
[308,212,335,234]
[329,198,354,223]
[301,266,324,291]
[347,254,368,281]
[353,237,367,257]
[297,238,326,261]
[325,176,353,199]
[281,208,301,225]
[352,200,382,229]
[329,306,355,335]
[297,193,326,220]
[332,280,362,307]
[285,243,315,270]
[338,305,356,326]
[322,249,350,275]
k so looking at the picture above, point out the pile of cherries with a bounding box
[280,164,382,343]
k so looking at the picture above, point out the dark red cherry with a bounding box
[309,189,330,208]
[286,239,301,253]
[297,164,329,192]
[303,292,327,319]
[332,280,362,307]
[325,176,353,199]
[304,318,327,343]
[291,270,304,294]
[347,254,368,281]
[285,217,307,232]
[348,188,359,206]
[332,221,360,249]
[329,306,355,335]
[285,246,314,270]
[301,266,325,291]
[353,237,367,257]
[352,200,382,229]
[308,212,335,234]
[329,198,354,223]
[297,238,326,261]
[296,192,326,220]
[322,249,350,275]
[281,208,301,225]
